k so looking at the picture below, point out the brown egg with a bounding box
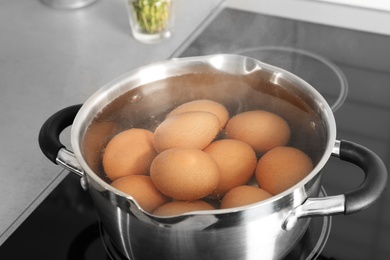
[153,200,215,216]
[220,185,272,209]
[111,175,170,213]
[150,148,220,201]
[168,99,230,128]
[255,146,313,195]
[153,111,220,153]
[102,128,157,181]
[204,139,257,198]
[225,110,291,154]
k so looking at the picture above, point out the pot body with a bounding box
[39,54,387,260]
[87,172,322,260]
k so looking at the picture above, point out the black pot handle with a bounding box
[340,140,388,214]
[282,139,387,230]
[38,104,82,164]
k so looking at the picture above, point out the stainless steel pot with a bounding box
[39,54,387,260]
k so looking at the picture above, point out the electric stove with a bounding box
[1,8,389,260]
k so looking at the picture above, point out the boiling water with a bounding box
[82,69,327,183]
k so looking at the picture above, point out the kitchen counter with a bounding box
[0,0,224,245]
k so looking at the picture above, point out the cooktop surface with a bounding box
[1,8,389,260]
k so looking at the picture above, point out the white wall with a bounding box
[225,0,390,36]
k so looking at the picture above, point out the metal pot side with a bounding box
[85,165,323,260]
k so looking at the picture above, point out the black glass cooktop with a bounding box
[1,8,390,260]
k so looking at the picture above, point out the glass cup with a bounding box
[126,0,174,44]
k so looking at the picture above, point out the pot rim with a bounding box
[71,54,337,217]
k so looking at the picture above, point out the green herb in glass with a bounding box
[131,0,172,34]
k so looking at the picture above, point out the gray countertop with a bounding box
[0,0,224,245]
